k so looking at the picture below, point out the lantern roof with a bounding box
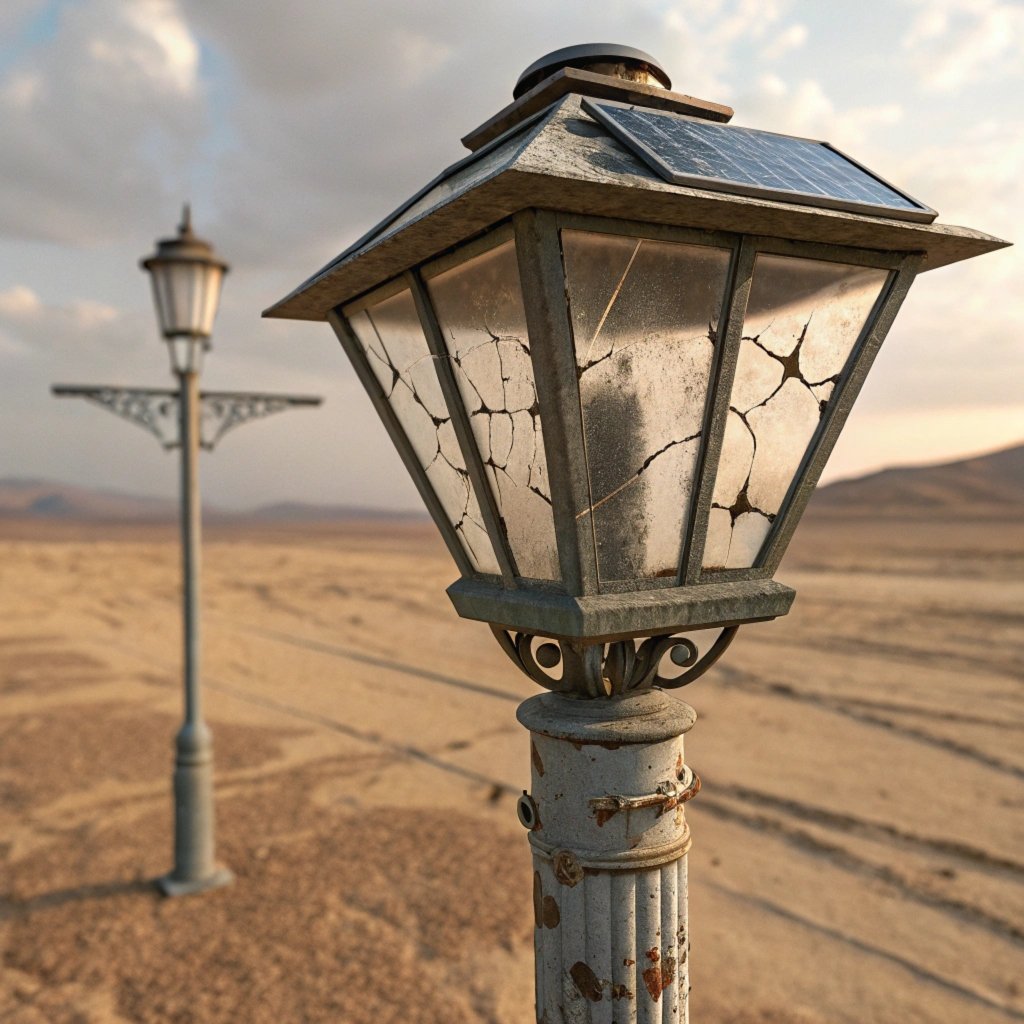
[142,205,229,274]
[265,81,1007,324]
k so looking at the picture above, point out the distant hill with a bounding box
[812,442,1024,515]
[0,478,424,523]
[3,440,1021,523]
[0,479,180,520]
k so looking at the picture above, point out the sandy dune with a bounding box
[1,511,1022,1023]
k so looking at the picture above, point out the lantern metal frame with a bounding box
[325,209,921,645]
[268,83,1006,656]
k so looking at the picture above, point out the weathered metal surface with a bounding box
[515,208,601,595]
[492,625,738,698]
[463,66,732,152]
[518,690,695,1022]
[264,95,1007,323]
[448,576,794,641]
[158,370,233,897]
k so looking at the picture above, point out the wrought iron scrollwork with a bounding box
[199,392,314,450]
[53,385,321,451]
[53,385,180,447]
[491,624,738,698]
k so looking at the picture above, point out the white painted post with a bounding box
[517,690,698,1024]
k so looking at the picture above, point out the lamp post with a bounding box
[54,207,323,897]
[265,45,1009,1019]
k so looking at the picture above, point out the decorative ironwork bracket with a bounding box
[491,624,738,698]
[52,385,322,451]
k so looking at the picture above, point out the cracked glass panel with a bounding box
[703,254,889,570]
[347,287,500,575]
[425,239,559,581]
[562,229,732,582]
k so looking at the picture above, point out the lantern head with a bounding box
[142,206,229,374]
[265,46,1009,696]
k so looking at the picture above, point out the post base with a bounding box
[157,866,234,898]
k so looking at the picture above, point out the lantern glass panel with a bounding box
[561,229,732,582]
[426,238,559,581]
[151,262,224,338]
[347,286,500,574]
[704,254,890,570]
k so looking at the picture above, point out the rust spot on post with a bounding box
[570,961,603,1002]
[594,806,619,827]
[541,895,561,928]
[610,983,633,1000]
[552,850,584,887]
[642,948,675,1001]
[533,871,544,929]
[531,740,545,776]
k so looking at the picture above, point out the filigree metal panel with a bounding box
[52,385,321,451]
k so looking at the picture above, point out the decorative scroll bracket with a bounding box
[52,385,322,451]
[491,623,738,698]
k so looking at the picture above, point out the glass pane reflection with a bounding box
[347,287,500,574]
[704,254,889,570]
[426,239,559,581]
[562,229,732,582]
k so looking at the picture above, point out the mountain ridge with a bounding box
[2,440,1020,522]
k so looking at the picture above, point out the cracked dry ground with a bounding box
[1,512,1023,1023]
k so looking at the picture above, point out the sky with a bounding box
[0,0,1020,512]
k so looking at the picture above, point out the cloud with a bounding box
[902,0,1024,93]
[0,284,42,318]
[739,75,902,148]
[0,0,204,247]
[761,23,808,60]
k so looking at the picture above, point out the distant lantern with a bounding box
[141,205,229,375]
[265,43,1008,1021]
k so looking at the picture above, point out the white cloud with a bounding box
[0,0,205,246]
[761,23,808,60]
[0,284,42,318]
[738,76,903,147]
[902,0,1024,92]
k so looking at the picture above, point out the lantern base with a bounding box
[448,576,794,642]
[157,866,234,899]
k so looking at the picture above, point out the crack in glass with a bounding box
[703,254,889,570]
[347,287,500,574]
[562,229,732,583]
[426,239,559,581]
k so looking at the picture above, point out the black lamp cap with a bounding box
[514,44,671,99]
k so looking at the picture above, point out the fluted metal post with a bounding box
[517,690,698,1023]
[158,367,233,897]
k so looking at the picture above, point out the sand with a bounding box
[1,511,1022,1023]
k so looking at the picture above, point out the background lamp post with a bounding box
[265,45,1009,1019]
[54,208,323,897]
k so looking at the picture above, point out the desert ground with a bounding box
[1,507,1022,1023]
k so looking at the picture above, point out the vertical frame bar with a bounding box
[407,269,519,584]
[514,208,599,596]
[327,307,477,578]
[758,254,922,573]
[680,236,758,584]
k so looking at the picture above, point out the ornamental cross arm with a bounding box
[52,384,323,451]
[197,389,322,450]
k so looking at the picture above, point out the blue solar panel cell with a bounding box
[583,100,935,223]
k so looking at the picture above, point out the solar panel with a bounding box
[583,99,936,223]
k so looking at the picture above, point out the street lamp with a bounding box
[139,207,234,897]
[54,207,323,897]
[265,45,1009,1020]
